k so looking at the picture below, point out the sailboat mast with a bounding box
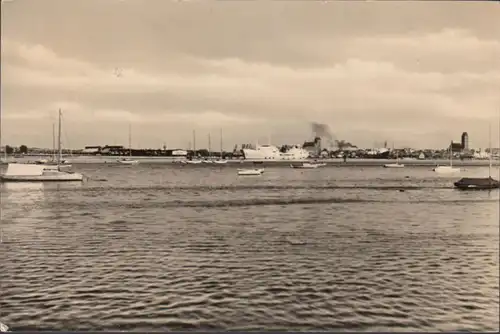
[220,128,223,159]
[52,123,56,161]
[488,123,492,178]
[208,133,212,158]
[449,140,453,168]
[128,124,132,157]
[57,109,62,168]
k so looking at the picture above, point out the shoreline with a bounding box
[2,156,499,167]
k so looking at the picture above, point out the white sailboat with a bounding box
[187,130,202,164]
[384,144,405,168]
[434,140,460,174]
[203,133,214,163]
[0,109,84,182]
[214,128,228,164]
[117,124,139,165]
[44,122,71,169]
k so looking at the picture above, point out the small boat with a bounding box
[383,163,405,168]
[434,140,459,174]
[433,165,460,173]
[213,159,228,164]
[454,124,499,190]
[117,158,139,165]
[118,124,139,165]
[454,177,499,190]
[186,159,202,164]
[384,144,405,168]
[290,162,321,169]
[237,168,264,176]
[0,110,84,182]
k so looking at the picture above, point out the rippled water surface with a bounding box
[1,164,499,331]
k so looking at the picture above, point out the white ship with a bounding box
[242,144,310,161]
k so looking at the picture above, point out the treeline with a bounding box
[2,145,28,154]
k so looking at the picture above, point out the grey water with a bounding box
[0,164,499,332]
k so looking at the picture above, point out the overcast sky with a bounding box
[1,0,499,150]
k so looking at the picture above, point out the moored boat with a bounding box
[237,168,264,176]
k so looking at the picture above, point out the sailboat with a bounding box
[0,109,84,182]
[187,130,202,164]
[44,122,71,169]
[203,133,214,163]
[454,124,499,190]
[117,124,139,165]
[214,128,228,164]
[384,144,404,168]
[433,140,460,174]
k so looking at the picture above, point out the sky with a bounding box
[1,0,500,150]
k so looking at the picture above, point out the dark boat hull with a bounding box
[454,177,500,190]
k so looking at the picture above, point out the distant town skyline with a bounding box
[1,0,499,150]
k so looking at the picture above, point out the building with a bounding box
[302,137,321,157]
[461,132,469,151]
[449,142,463,153]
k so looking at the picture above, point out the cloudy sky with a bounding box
[1,0,499,150]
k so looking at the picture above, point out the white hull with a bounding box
[186,160,203,164]
[238,168,264,176]
[213,160,228,164]
[242,144,309,161]
[433,166,460,174]
[290,162,324,169]
[118,159,139,165]
[384,163,405,168]
[44,164,72,170]
[0,164,83,182]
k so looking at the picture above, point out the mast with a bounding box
[128,123,132,157]
[449,140,453,168]
[192,130,196,158]
[220,128,223,160]
[57,109,62,169]
[488,123,492,179]
[208,133,212,158]
[52,123,56,161]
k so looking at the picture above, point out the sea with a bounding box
[0,164,499,332]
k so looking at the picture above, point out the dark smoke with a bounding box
[310,122,355,150]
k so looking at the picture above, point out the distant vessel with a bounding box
[214,128,228,164]
[454,124,499,190]
[0,110,84,182]
[384,144,404,168]
[242,144,309,161]
[117,124,139,165]
[237,168,264,176]
[434,140,460,174]
[290,162,325,169]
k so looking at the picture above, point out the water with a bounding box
[1,164,499,331]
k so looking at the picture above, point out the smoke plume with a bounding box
[310,122,355,150]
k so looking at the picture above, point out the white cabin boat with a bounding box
[237,168,264,176]
[0,109,84,182]
[0,163,84,182]
[213,159,228,164]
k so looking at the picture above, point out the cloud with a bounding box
[2,20,500,148]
